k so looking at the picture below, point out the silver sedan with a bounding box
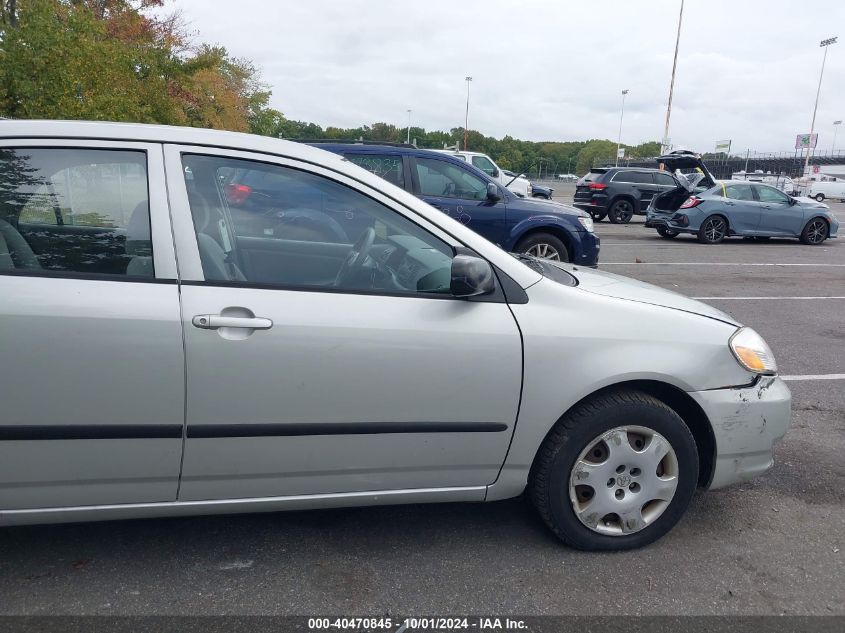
[0,120,790,550]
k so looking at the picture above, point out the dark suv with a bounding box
[574,167,682,224]
[310,143,599,266]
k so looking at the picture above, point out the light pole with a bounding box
[616,89,629,166]
[406,109,412,144]
[804,37,837,177]
[833,120,842,154]
[464,76,472,151]
[662,0,684,154]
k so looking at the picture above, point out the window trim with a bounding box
[0,140,177,281]
[610,170,655,185]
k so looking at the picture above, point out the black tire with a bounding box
[656,226,679,239]
[800,217,829,245]
[515,232,570,262]
[530,389,698,551]
[697,215,728,244]
[815,193,825,202]
[608,199,635,224]
[589,210,608,222]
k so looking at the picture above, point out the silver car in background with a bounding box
[0,121,790,550]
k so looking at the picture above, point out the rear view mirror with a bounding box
[486,182,501,201]
[450,255,495,298]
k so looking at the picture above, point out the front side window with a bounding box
[755,185,789,204]
[471,155,497,177]
[415,157,487,200]
[345,154,405,188]
[0,148,152,277]
[182,154,454,295]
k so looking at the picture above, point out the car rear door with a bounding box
[753,185,804,235]
[163,145,522,501]
[0,140,184,511]
[721,183,762,233]
[410,155,510,247]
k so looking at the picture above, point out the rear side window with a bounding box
[613,171,653,184]
[654,172,676,186]
[0,148,152,277]
[724,184,755,201]
[345,154,405,188]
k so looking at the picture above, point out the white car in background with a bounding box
[809,179,845,202]
[433,149,532,197]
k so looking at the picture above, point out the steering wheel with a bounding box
[334,227,375,287]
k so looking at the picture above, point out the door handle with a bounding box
[192,314,273,330]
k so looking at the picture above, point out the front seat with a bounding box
[188,191,246,282]
[0,217,41,270]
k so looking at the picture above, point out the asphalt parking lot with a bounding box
[0,187,843,617]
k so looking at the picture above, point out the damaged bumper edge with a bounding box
[690,376,792,490]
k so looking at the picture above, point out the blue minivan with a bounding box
[310,143,599,266]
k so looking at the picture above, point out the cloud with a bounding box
[165,0,845,153]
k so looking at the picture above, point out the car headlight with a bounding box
[577,216,594,232]
[729,327,777,374]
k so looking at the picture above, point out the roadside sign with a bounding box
[616,147,625,158]
[715,140,731,153]
[813,165,820,174]
[795,133,818,149]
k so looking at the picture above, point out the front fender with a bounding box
[507,215,579,251]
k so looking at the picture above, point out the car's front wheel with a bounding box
[656,226,679,239]
[530,390,698,550]
[516,232,570,262]
[697,215,728,244]
[608,199,635,224]
[815,193,825,202]
[800,217,829,245]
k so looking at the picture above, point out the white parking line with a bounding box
[781,374,845,381]
[692,296,845,300]
[600,262,845,267]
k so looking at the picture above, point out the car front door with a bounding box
[753,184,803,235]
[164,146,523,501]
[0,141,184,511]
[411,155,510,247]
[721,183,762,233]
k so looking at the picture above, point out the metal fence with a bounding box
[593,150,845,180]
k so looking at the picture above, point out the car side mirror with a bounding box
[450,255,495,298]
[788,197,797,206]
[486,182,501,201]
[491,168,500,178]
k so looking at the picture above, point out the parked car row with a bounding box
[573,151,839,246]
[0,120,791,551]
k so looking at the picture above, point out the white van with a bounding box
[809,179,845,202]
[433,149,532,198]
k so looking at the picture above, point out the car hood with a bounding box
[795,196,829,209]
[518,197,589,218]
[549,262,740,326]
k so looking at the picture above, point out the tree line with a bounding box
[0,0,661,177]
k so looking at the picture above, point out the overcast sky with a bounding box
[167,0,845,154]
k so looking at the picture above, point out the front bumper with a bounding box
[689,376,791,490]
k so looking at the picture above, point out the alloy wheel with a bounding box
[806,219,827,244]
[703,217,726,242]
[568,425,679,536]
[525,243,561,260]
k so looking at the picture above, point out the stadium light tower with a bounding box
[406,109,412,145]
[804,37,837,176]
[616,89,629,166]
[464,76,473,151]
